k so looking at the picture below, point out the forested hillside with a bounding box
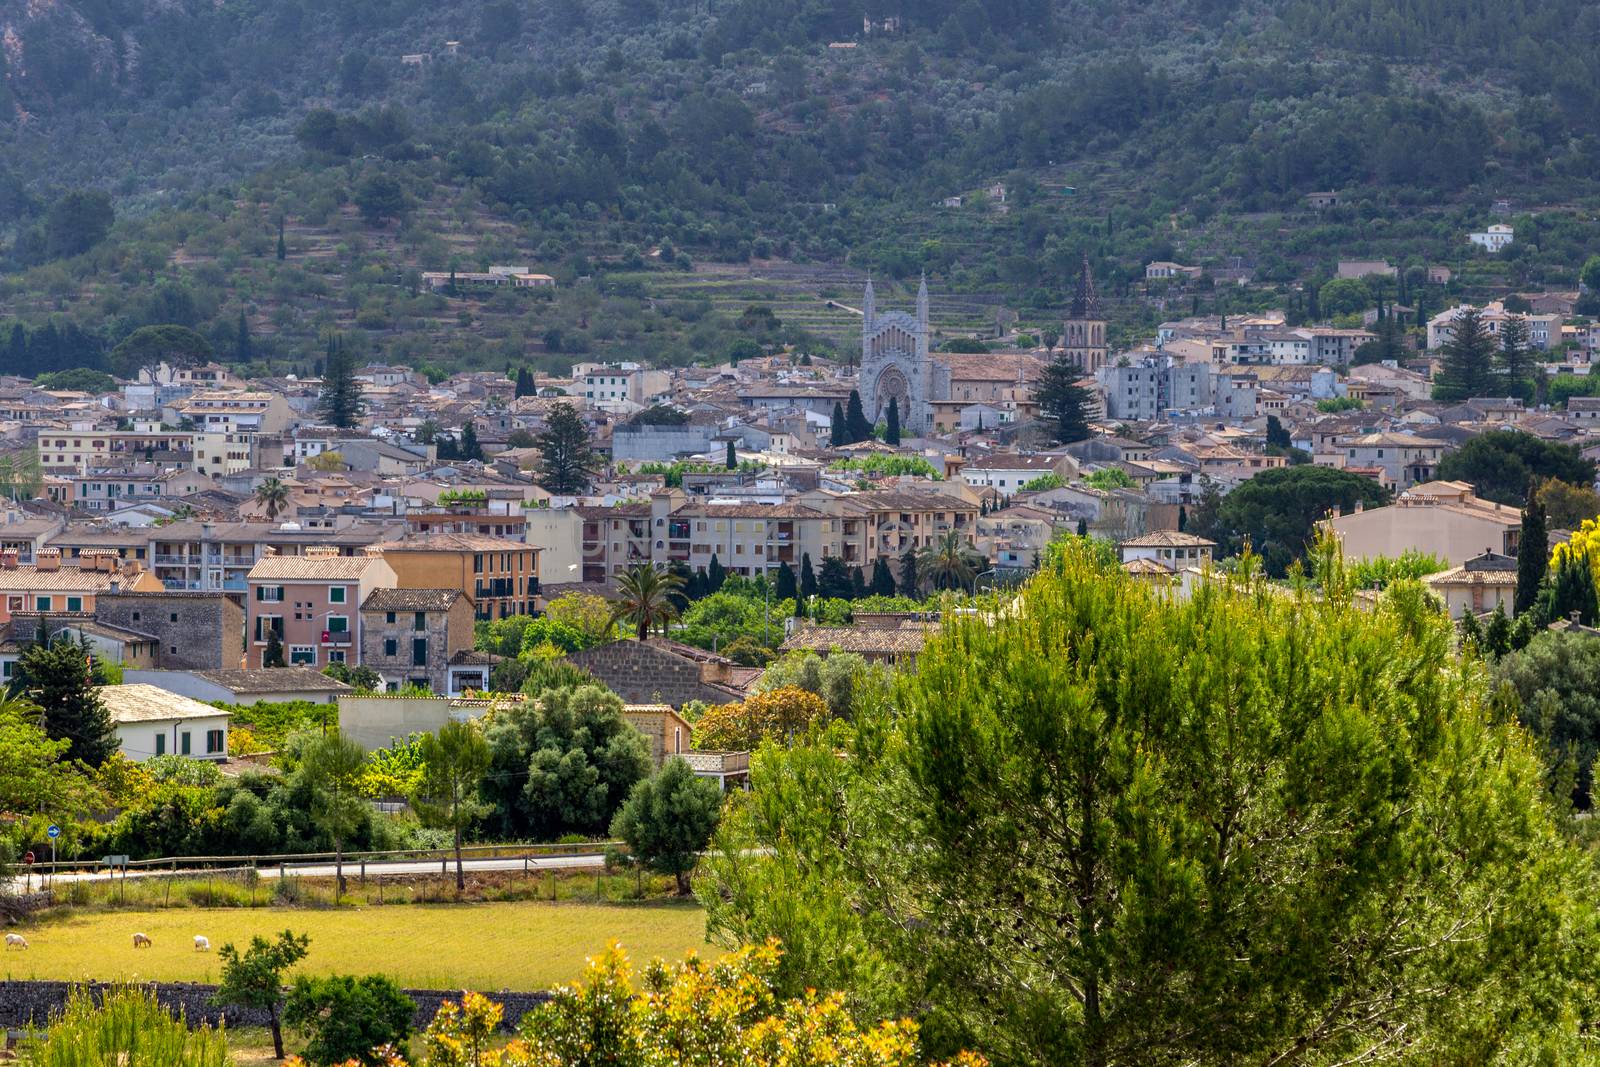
[4,0,1600,376]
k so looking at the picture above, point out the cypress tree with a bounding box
[708,554,726,593]
[276,216,287,261]
[885,397,902,446]
[726,439,737,469]
[845,390,872,444]
[871,557,897,596]
[899,548,919,595]
[799,553,817,600]
[850,566,868,600]
[830,402,847,447]
[1515,488,1548,617]
[235,308,252,363]
[263,627,287,668]
[774,561,798,603]
[459,422,483,462]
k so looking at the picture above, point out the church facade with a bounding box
[858,276,1046,436]
[859,275,933,431]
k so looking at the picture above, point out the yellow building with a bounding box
[374,533,540,621]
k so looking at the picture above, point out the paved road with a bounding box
[11,852,607,892]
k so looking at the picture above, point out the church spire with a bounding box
[863,274,876,328]
[916,272,929,329]
[1069,253,1100,320]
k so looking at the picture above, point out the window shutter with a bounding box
[255,586,264,601]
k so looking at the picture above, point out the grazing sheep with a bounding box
[193,935,210,952]
[4,933,26,950]
[132,932,152,948]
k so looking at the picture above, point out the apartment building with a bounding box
[172,391,294,434]
[35,430,195,474]
[150,520,405,594]
[1323,433,1450,489]
[837,489,980,567]
[0,549,163,624]
[373,533,540,621]
[1427,302,1560,352]
[245,548,398,669]
[960,453,1077,492]
[579,504,652,582]
[647,491,840,578]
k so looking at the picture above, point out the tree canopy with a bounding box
[704,543,1600,1065]
[1437,430,1596,507]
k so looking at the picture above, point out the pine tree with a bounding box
[1433,307,1497,403]
[533,402,599,494]
[1483,603,1512,656]
[830,402,846,447]
[316,336,365,428]
[235,308,252,363]
[1458,609,1485,652]
[885,397,901,446]
[799,553,817,600]
[1496,314,1536,403]
[1515,489,1548,617]
[774,561,798,602]
[871,557,897,596]
[276,217,287,261]
[1036,353,1094,444]
[15,636,117,765]
[726,439,737,469]
[845,390,872,444]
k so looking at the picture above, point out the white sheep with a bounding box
[4,933,27,950]
[132,932,153,948]
[194,935,210,952]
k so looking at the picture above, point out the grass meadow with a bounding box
[2,899,713,990]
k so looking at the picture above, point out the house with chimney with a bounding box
[245,548,397,669]
[0,548,163,625]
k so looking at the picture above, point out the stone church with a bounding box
[858,275,1049,436]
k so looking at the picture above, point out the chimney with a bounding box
[306,545,338,560]
[36,548,60,572]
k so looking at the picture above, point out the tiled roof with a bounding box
[247,555,385,581]
[373,533,535,553]
[0,567,132,592]
[1119,532,1217,548]
[781,622,928,655]
[962,453,1063,471]
[362,588,463,612]
[98,684,226,723]
[188,667,353,693]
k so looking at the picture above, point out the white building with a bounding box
[99,683,231,761]
[1468,224,1515,253]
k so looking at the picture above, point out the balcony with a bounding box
[154,553,197,565]
[320,631,353,646]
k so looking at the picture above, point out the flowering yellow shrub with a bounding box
[692,687,829,750]
[1553,516,1600,568]
[409,942,982,1067]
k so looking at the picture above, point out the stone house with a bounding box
[359,588,475,694]
[565,639,747,709]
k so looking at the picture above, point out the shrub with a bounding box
[27,984,230,1067]
[694,687,830,750]
[283,974,415,1066]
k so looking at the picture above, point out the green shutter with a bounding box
[255,586,264,601]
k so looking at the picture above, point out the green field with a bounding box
[3,901,713,990]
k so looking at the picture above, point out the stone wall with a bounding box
[566,641,735,709]
[96,592,244,671]
[0,980,550,1032]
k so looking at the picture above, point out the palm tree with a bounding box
[610,563,686,641]
[919,530,982,592]
[254,477,289,521]
[0,690,43,723]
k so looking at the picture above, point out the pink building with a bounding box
[245,548,396,670]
